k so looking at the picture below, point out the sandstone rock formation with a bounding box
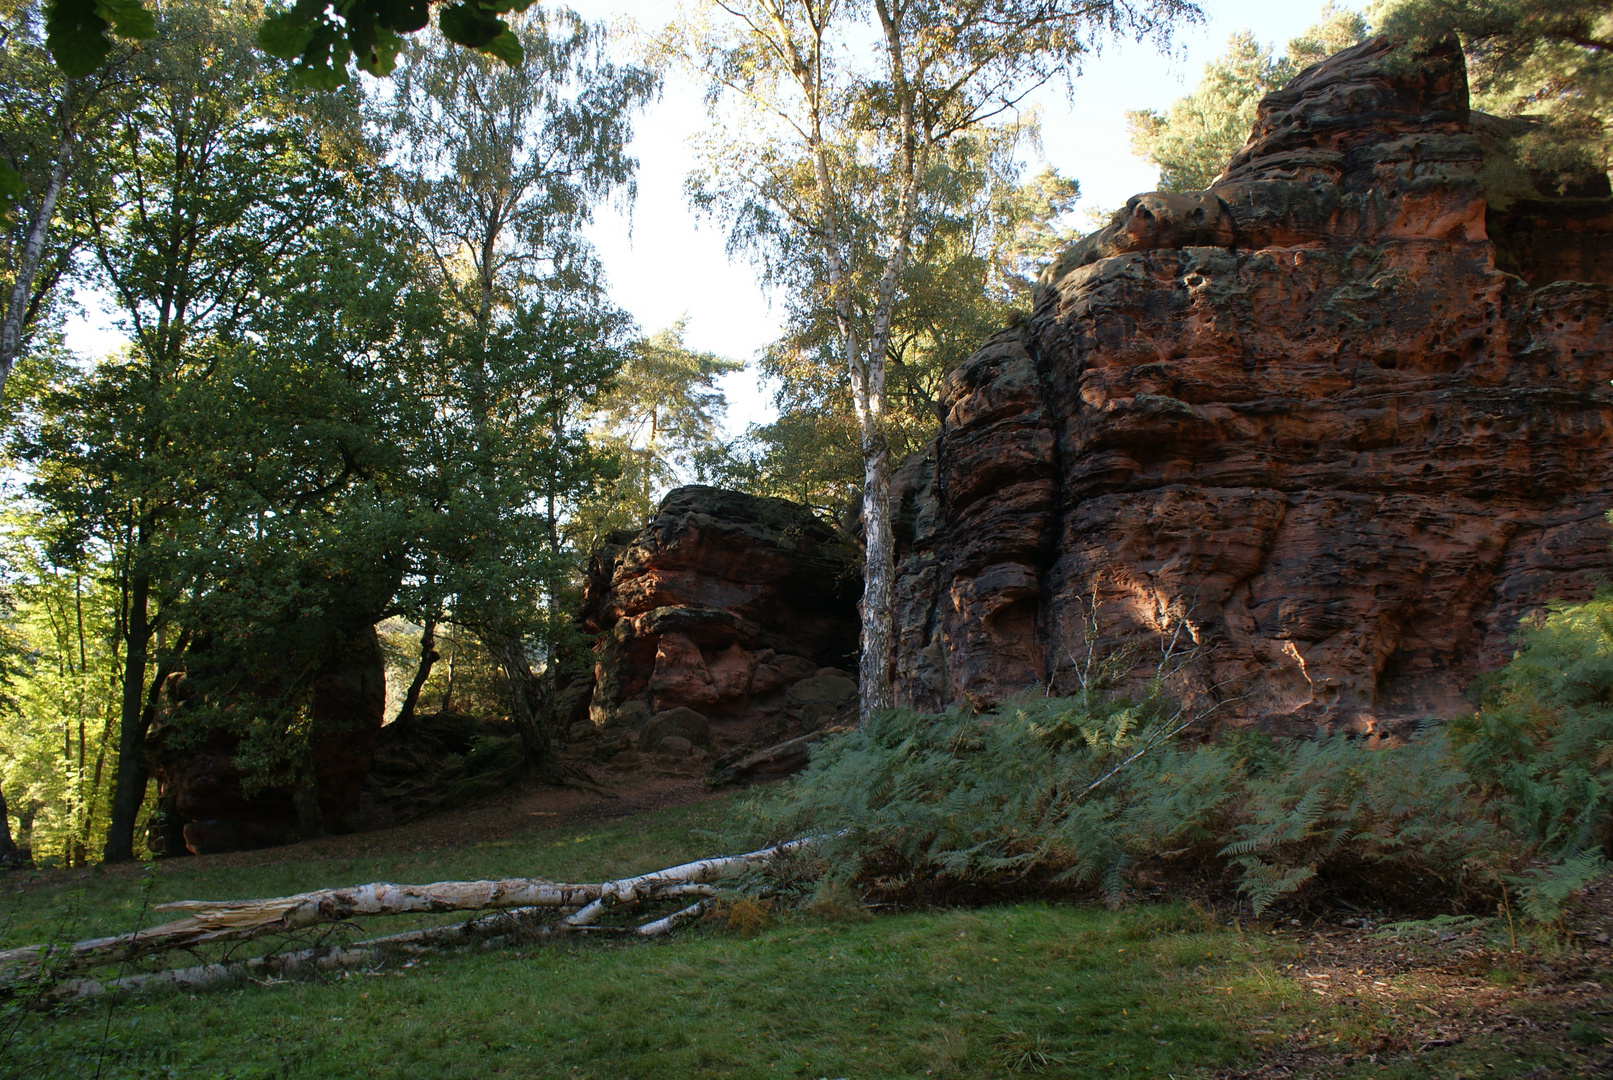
[890,36,1613,735]
[576,486,861,769]
[147,628,387,855]
[362,711,526,828]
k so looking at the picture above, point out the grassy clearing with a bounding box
[2,795,1609,1079]
[0,796,738,949]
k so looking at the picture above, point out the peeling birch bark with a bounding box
[2,840,808,985]
[46,906,557,1001]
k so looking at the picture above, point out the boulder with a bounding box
[786,671,858,707]
[640,707,711,752]
[581,486,861,765]
[362,711,525,826]
[890,37,1613,736]
[147,626,387,855]
[655,735,695,758]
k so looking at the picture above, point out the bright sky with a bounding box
[64,0,1369,437]
[568,0,1371,436]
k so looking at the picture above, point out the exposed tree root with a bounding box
[1,840,807,993]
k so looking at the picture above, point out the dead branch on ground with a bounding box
[1,839,810,993]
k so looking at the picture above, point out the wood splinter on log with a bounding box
[0,839,810,991]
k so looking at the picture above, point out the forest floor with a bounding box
[3,776,1612,1080]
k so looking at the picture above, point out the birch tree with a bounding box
[0,0,131,403]
[674,0,1195,720]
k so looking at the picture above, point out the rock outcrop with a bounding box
[361,711,526,828]
[147,628,387,855]
[891,37,1613,735]
[576,486,861,768]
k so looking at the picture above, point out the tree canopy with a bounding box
[0,0,688,862]
[675,0,1197,719]
[1372,0,1613,188]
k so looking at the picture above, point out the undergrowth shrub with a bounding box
[1452,592,1613,914]
[742,590,1613,921]
[743,694,1498,915]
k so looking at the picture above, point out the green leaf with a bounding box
[437,2,504,50]
[0,160,25,230]
[44,0,154,77]
[481,27,522,67]
[257,12,316,61]
[352,21,405,78]
[44,0,113,77]
[372,0,431,35]
[94,0,155,40]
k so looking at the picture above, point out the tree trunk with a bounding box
[0,123,74,402]
[0,788,21,865]
[396,618,438,725]
[102,567,151,863]
[858,438,896,718]
[289,777,325,841]
[494,636,548,771]
[1,840,809,980]
[440,633,457,712]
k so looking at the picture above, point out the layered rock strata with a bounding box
[577,486,861,767]
[891,37,1613,734]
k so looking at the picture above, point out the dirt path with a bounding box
[310,764,723,860]
[29,762,726,886]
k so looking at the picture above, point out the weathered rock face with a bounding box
[361,711,526,828]
[577,486,861,764]
[147,628,387,855]
[891,37,1613,735]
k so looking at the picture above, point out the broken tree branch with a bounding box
[1,839,810,987]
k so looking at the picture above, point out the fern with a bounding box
[1517,850,1611,922]
[733,593,1613,921]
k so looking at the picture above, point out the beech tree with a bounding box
[0,519,124,866]
[19,0,371,862]
[39,0,536,85]
[674,0,1194,720]
[383,10,652,766]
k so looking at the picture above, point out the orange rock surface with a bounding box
[891,37,1613,734]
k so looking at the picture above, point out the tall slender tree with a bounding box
[383,7,653,767]
[23,0,365,861]
[675,0,1195,720]
[0,0,132,402]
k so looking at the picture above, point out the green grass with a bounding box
[1,796,740,949]
[1,795,1605,1079]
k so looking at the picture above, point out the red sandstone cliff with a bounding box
[890,36,1613,734]
[577,486,862,770]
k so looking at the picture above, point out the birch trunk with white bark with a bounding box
[0,129,72,403]
[0,840,810,986]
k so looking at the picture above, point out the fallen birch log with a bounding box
[48,891,726,1003]
[46,905,556,1001]
[1,839,807,987]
